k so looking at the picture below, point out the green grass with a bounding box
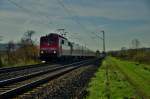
[0,58,40,67]
[11,60,40,67]
[111,57,150,98]
[86,64,106,99]
[86,57,150,99]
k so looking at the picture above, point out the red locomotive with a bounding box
[40,33,95,61]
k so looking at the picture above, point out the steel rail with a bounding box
[0,60,90,81]
[0,60,87,74]
[0,63,50,74]
[0,59,89,86]
[0,59,95,98]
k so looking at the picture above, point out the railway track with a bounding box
[0,63,49,74]
[0,60,81,81]
[0,59,96,98]
[0,60,76,74]
[0,63,61,81]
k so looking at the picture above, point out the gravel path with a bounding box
[15,64,99,99]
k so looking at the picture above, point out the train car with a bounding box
[40,33,95,61]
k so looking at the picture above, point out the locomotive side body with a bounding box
[59,37,71,57]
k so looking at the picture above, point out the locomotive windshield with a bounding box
[49,35,58,43]
[40,34,58,45]
[40,37,48,44]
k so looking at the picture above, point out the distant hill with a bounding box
[0,43,8,51]
[0,43,21,52]
[0,43,39,52]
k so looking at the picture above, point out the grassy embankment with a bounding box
[86,57,150,99]
[0,44,39,67]
[0,55,40,67]
[109,48,150,65]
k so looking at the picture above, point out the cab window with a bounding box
[61,40,64,44]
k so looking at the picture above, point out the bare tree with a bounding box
[7,40,15,64]
[132,39,140,49]
[21,30,35,45]
[19,30,38,64]
[25,30,35,40]
[121,47,127,51]
[131,39,142,62]
[7,41,15,52]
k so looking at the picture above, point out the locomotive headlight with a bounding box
[41,51,44,54]
[53,50,56,54]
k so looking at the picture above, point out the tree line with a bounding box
[0,30,39,67]
[108,39,150,64]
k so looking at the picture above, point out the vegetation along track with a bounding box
[0,59,96,98]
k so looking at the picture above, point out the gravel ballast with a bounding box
[16,64,99,99]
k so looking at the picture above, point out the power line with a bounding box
[57,0,102,50]
[7,0,101,49]
[91,32,103,40]
[7,0,54,27]
[57,0,104,51]
[56,0,90,46]
[68,33,86,45]
[56,0,102,41]
[57,0,90,33]
[56,0,94,36]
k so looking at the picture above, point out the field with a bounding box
[86,57,150,99]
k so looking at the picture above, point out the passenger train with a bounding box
[40,33,96,61]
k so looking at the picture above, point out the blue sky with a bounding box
[0,0,150,51]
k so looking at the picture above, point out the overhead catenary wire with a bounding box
[56,0,94,36]
[67,33,87,46]
[7,0,100,50]
[7,0,95,38]
[7,0,54,27]
[6,0,86,45]
[56,0,103,41]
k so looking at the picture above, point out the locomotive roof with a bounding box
[42,33,67,40]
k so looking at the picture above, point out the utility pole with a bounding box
[101,30,106,52]
[101,30,109,98]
